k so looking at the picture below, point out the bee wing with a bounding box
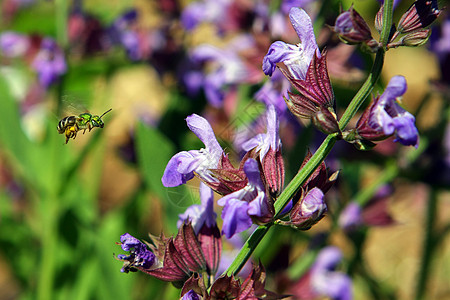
[60,95,90,116]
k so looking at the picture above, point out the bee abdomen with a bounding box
[57,116,77,133]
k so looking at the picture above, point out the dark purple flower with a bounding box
[118,233,157,273]
[178,182,217,234]
[31,38,67,88]
[217,159,270,238]
[180,290,200,300]
[311,247,353,300]
[162,114,223,187]
[0,31,30,57]
[368,75,419,148]
[262,7,319,79]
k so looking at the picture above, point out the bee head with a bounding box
[91,116,105,128]
[91,109,111,128]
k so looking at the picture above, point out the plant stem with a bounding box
[414,189,438,300]
[223,0,394,277]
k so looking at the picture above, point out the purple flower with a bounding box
[31,38,67,88]
[181,0,231,31]
[311,247,353,300]
[429,17,450,84]
[217,159,270,238]
[178,182,217,233]
[262,7,319,79]
[181,290,200,300]
[190,35,255,107]
[281,0,315,13]
[333,7,373,45]
[283,187,328,229]
[109,9,152,61]
[118,233,157,273]
[254,69,290,113]
[368,75,419,147]
[0,32,30,57]
[162,114,223,187]
[242,105,285,195]
[242,105,280,161]
[338,202,363,230]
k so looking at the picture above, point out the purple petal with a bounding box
[301,187,327,218]
[392,112,419,147]
[379,75,407,106]
[181,290,201,300]
[0,32,30,57]
[266,105,280,150]
[186,114,222,155]
[243,159,263,186]
[263,41,297,76]
[313,246,342,271]
[181,3,205,30]
[289,7,318,56]
[161,152,196,187]
[247,192,269,217]
[338,202,363,230]
[221,199,253,239]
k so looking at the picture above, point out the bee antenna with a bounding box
[100,108,112,118]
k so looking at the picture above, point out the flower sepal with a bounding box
[281,51,340,136]
[206,153,248,195]
[397,0,440,34]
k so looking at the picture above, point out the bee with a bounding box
[57,109,112,144]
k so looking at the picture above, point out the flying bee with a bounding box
[57,109,112,144]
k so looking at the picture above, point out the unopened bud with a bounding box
[312,107,340,135]
[400,28,431,46]
[284,188,327,230]
[375,5,384,33]
[397,0,440,34]
[333,6,373,44]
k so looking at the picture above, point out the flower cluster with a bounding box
[0,32,66,88]
[117,221,281,298]
[113,2,438,299]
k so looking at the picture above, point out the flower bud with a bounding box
[285,188,327,230]
[375,5,384,34]
[397,0,441,34]
[400,28,431,46]
[333,6,373,44]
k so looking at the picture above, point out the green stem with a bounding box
[414,189,438,300]
[223,0,394,277]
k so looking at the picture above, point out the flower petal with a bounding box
[221,199,253,238]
